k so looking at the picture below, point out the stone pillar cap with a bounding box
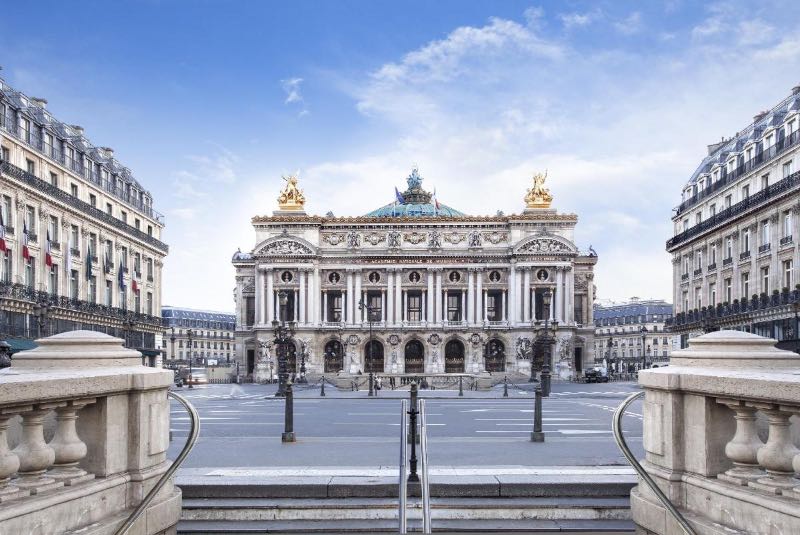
[671,330,799,368]
[11,330,143,369]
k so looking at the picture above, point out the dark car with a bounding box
[585,366,609,383]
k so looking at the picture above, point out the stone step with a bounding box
[177,518,635,533]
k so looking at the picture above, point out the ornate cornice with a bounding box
[251,212,578,224]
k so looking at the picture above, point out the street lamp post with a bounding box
[273,290,296,397]
[169,327,176,365]
[533,289,557,397]
[298,341,308,383]
[187,329,194,388]
[32,301,51,338]
[358,299,377,395]
[640,326,648,371]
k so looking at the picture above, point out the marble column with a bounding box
[293,289,299,322]
[476,269,483,325]
[266,269,275,324]
[523,268,531,323]
[381,289,386,324]
[566,266,575,324]
[501,290,507,322]
[387,270,394,325]
[508,262,517,325]
[403,290,408,323]
[467,270,475,324]
[395,269,402,325]
[435,270,443,323]
[299,270,307,324]
[346,270,353,325]
[255,267,265,325]
[483,288,488,322]
[461,288,466,324]
[421,291,427,323]
[554,268,563,322]
[444,289,449,322]
[354,269,362,324]
[427,269,435,323]
[323,290,328,323]
[309,267,318,325]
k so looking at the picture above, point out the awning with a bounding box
[4,338,38,355]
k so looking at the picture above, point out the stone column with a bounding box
[13,404,65,494]
[309,266,318,325]
[381,289,386,325]
[387,270,394,325]
[508,261,517,325]
[461,288,466,324]
[266,269,275,324]
[501,290,507,322]
[255,267,265,325]
[770,213,779,291]
[750,404,800,492]
[402,290,408,323]
[48,398,96,485]
[566,266,574,324]
[354,269,362,324]
[467,269,475,324]
[427,269,435,323]
[483,288,489,322]
[395,269,402,325]
[0,409,25,502]
[362,290,367,322]
[476,269,483,325]
[323,290,328,323]
[435,269,443,324]
[793,206,800,286]
[586,273,594,324]
[523,267,531,323]
[293,289,299,322]
[554,268,563,322]
[444,289,449,322]
[716,399,765,485]
[421,291,427,323]
[299,270,307,324]
[346,270,353,325]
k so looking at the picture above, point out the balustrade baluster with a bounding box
[716,399,765,485]
[0,408,28,502]
[48,398,96,485]
[748,404,800,494]
[12,403,65,494]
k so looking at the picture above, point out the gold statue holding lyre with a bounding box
[524,170,553,209]
[277,174,306,211]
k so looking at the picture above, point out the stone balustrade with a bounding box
[0,330,180,534]
[632,330,800,534]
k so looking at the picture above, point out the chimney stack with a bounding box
[30,97,48,109]
[70,125,85,136]
[792,85,800,95]
[753,110,768,123]
[100,147,114,159]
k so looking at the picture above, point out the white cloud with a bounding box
[613,12,642,35]
[560,12,594,29]
[281,77,304,104]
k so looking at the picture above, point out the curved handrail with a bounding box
[613,391,696,535]
[419,399,431,534]
[398,399,408,534]
[114,390,200,535]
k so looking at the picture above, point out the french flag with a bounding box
[22,221,30,261]
[0,211,6,253]
[132,279,139,294]
[45,230,53,268]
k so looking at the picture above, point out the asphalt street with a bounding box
[168,381,644,469]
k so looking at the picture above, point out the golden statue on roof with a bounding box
[525,170,553,209]
[277,174,306,211]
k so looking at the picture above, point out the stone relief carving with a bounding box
[363,232,385,246]
[468,230,482,248]
[428,230,442,249]
[387,230,402,248]
[257,239,314,256]
[518,238,573,254]
[482,231,507,244]
[404,231,427,245]
[322,233,346,246]
[444,232,465,244]
[346,231,361,249]
[428,333,441,345]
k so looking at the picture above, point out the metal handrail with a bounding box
[613,391,696,535]
[398,399,408,534]
[114,390,200,535]
[419,399,432,534]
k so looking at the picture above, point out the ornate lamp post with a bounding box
[32,301,51,338]
[187,328,194,388]
[298,340,308,384]
[640,326,648,371]
[533,288,557,397]
[169,327,177,367]
[358,299,377,394]
[273,290,296,397]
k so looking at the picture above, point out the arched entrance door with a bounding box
[324,340,344,373]
[364,340,384,373]
[445,340,465,373]
[485,339,505,372]
[404,340,424,373]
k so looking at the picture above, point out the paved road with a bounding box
[168,381,643,469]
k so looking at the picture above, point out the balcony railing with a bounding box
[740,250,751,261]
[693,268,703,277]
[0,161,168,254]
[723,257,733,267]
[28,233,38,244]
[780,235,793,246]
[674,129,800,216]
[681,273,689,281]
[707,263,717,272]
[667,289,800,332]
[758,243,771,254]
[667,170,800,251]
[70,247,80,257]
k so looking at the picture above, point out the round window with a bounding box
[281,271,294,283]
[328,272,341,283]
[369,271,381,283]
[448,271,461,282]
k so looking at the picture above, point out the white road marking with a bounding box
[558,430,615,435]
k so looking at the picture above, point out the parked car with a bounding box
[585,366,609,383]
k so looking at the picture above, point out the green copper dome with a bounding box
[364,167,467,218]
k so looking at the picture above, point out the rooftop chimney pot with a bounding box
[30,97,47,109]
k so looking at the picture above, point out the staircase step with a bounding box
[178,518,635,533]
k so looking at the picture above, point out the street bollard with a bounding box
[408,381,419,482]
[530,386,544,442]
[503,376,509,397]
[282,379,296,443]
[320,375,326,397]
[368,372,375,396]
[458,376,463,397]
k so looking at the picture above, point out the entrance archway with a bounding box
[364,340,384,373]
[324,340,344,373]
[485,339,505,372]
[445,339,465,373]
[404,340,424,373]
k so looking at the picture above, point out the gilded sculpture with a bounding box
[277,174,306,211]
[525,170,553,209]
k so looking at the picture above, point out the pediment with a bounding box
[514,236,577,255]
[254,237,316,257]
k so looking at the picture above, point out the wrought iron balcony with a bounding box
[740,250,751,261]
[780,235,793,246]
[147,275,154,282]
[4,226,13,235]
[70,247,80,257]
[667,170,800,251]
[758,243,771,254]
[0,281,163,328]
[707,263,717,272]
[669,289,800,332]
[674,130,800,216]
[28,233,38,244]
[51,241,61,251]
[681,273,689,281]
[723,257,733,267]
[0,161,168,254]
[693,268,703,277]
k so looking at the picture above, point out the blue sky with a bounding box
[2,0,800,312]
